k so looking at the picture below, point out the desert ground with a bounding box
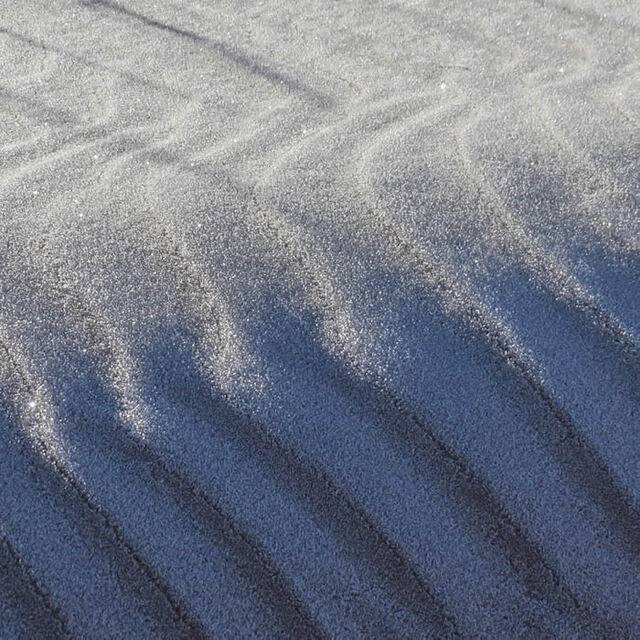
[1,0,639,638]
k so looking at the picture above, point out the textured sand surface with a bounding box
[1,0,639,638]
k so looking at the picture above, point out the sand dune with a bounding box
[1,0,639,637]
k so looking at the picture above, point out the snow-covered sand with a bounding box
[1,0,639,637]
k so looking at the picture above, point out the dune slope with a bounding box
[1,0,639,638]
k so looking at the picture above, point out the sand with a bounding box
[1,0,639,637]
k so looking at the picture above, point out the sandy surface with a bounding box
[1,0,639,638]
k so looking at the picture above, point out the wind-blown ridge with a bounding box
[2,0,639,636]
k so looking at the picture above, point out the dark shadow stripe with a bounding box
[7,430,203,640]
[569,293,640,366]
[212,409,461,639]
[131,236,460,636]
[429,290,640,569]
[147,336,461,639]
[97,422,330,640]
[0,25,187,98]
[368,206,640,567]
[526,375,640,558]
[81,0,334,108]
[24,255,454,638]
[234,186,628,636]
[0,535,70,640]
[23,265,327,639]
[329,366,625,638]
[0,342,210,640]
[456,300,640,558]
[430,264,640,569]
[0,420,209,640]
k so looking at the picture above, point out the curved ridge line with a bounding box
[336,367,623,638]
[350,99,640,549]
[0,25,187,98]
[42,232,459,636]
[535,89,640,233]
[257,91,448,191]
[455,105,640,357]
[141,190,462,635]
[36,243,329,639]
[254,114,636,624]
[0,534,71,639]
[258,207,607,634]
[82,0,334,109]
[103,424,330,640]
[0,331,210,640]
[191,371,463,639]
[153,226,460,637]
